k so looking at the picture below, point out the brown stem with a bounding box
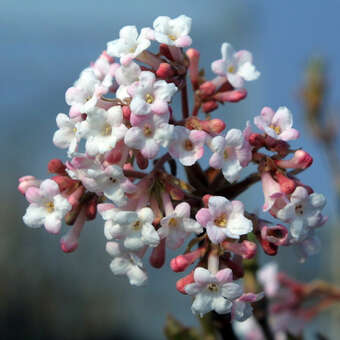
[123,170,147,179]
[181,79,189,119]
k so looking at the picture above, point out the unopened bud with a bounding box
[52,175,76,193]
[85,196,98,220]
[199,81,216,98]
[156,63,175,79]
[276,150,313,170]
[170,248,203,272]
[214,89,247,102]
[275,171,296,194]
[48,159,67,175]
[176,271,195,294]
[186,48,200,90]
[222,240,257,259]
[122,105,131,120]
[159,44,173,60]
[202,100,218,113]
[136,151,149,170]
[249,133,265,148]
[150,239,166,268]
[18,176,41,194]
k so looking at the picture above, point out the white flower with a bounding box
[23,179,71,234]
[276,186,327,241]
[106,241,147,286]
[254,106,300,141]
[257,262,279,298]
[53,113,81,156]
[124,113,174,159]
[78,106,127,156]
[169,126,206,166]
[158,202,203,249]
[209,128,251,183]
[130,71,177,116]
[99,206,159,251]
[153,15,192,47]
[107,26,151,65]
[65,67,104,113]
[185,267,243,316]
[211,42,260,88]
[195,196,252,244]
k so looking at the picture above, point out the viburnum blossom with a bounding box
[185,267,243,316]
[153,15,192,48]
[107,26,151,65]
[129,71,177,116]
[196,196,252,244]
[18,14,332,337]
[276,186,327,240]
[254,106,299,141]
[211,42,260,88]
[209,127,252,183]
[23,179,71,234]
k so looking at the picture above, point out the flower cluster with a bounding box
[19,14,328,326]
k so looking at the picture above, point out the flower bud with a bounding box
[156,63,175,79]
[136,151,149,170]
[18,176,41,194]
[122,105,131,120]
[186,48,200,89]
[214,89,247,102]
[202,100,218,113]
[249,133,265,148]
[159,44,173,60]
[150,239,166,268]
[170,248,203,272]
[48,159,67,175]
[176,271,195,294]
[275,171,296,194]
[276,150,313,170]
[222,240,257,259]
[199,81,216,98]
[52,175,76,193]
[85,196,98,220]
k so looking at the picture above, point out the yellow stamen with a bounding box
[145,93,154,104]
[224,149,229,160]
[132,220,142,230]
[72,127,77,133]
[168,217,178,227]
[45,201,54,213]
[214,214,227,228]
[183,139,193,151]
[228,65,236,73]
[102,123,112,136]
[270,124,281,135]
[168,34,176,41]
[208,283,219,292]
[143,124,153,137]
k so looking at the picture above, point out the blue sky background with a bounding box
[1,1,340,339]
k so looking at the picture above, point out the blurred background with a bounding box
[1,0,340,339]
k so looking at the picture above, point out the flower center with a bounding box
[295,204,304,215]
[168,217,178,227]
[132,220,142,230]
[145,93,154,104]
[168,34,177,41]
[228,65,236,73]
[183,139,194,151]
[143,124,153,137]
[269,124,281,135]
[109,177,117,184]
[102,123,112,136]
[224,148,229,160]
[214,214,227,228]
[45,201,54,213]
[72,127,77,133]
[208,283,219,292]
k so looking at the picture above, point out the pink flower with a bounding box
[23,179,71,234]
[254,106,299,141]
[185,267,243,316]
[169,126,206,166]
[196,196,252,244]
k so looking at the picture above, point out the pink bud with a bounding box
[136,151,149,170]
[85,196,97,220]
[52,175,76,193]
[249,133,265,148]
[214,89,247,102]
[170,248,203,272]
[207,119,226,134]
[48,159,67,175]
[261,172,285,212]
[199,81,216,98]
[276,150,313,170]
[176,271,195,294]
[18,176,41,194]
[149,239,166,268]
[202,194,211,207]
[67,185,85,208]
[156,63,175,79]
[186,48,200,90]
[122,105,131,120]
[202,100,218,113]
[222,240,257,259]
[275,171,296,194]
